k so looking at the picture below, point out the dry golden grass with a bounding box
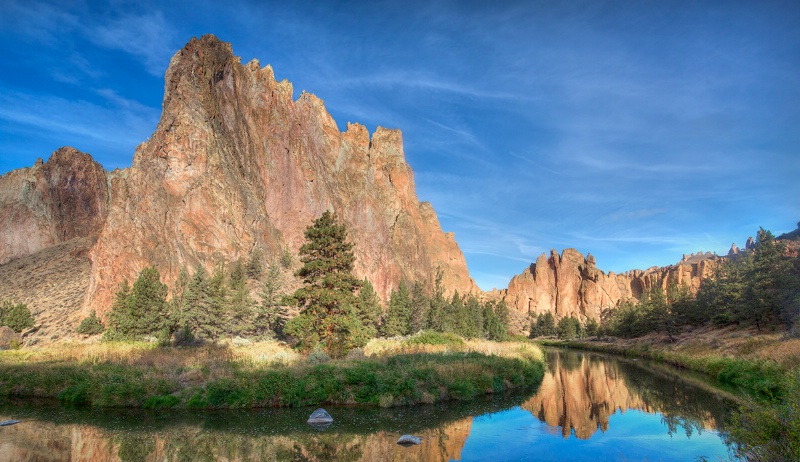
[363,337,543,362]
[0,339,302,371]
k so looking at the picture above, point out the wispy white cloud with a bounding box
[90,11,177,77]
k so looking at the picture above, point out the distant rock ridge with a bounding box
[503,247,720,325]
[0,147,109,265]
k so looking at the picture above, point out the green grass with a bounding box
[0,344,545,409]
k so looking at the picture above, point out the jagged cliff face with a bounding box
[85,35,474,313]
[0,147,109,265]
[504,248,719,323]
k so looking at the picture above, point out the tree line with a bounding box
[92,211,510,355]
[528,228,800,340]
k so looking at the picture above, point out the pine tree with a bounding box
[409,282,431,333]
[246,247,264,280]
[354,278,382,338]
[105,267,170,341]
[383,281,412,337]
[76,310,105,335]
[427,268,447,332]
[284,211,370,356]
[258,261,288,336]
[226,259,254,336]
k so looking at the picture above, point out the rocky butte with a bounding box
[501,248,720,330]
[0,35,476,333]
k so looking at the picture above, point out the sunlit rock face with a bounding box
[0,147,109,266]
[84,34,475,314]
[504,248,719,324]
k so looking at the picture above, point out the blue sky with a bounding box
[1,0,798,291]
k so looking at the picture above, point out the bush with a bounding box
[405,330,465,346]
[307,347,331,365]
[0,301,34,333]
[76,311,105,335]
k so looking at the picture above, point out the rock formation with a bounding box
[0,147,109,265]
[84,35,474,314]
[504,248,719,323]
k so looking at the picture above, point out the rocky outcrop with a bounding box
[0,147,109,265]
[85,35,474,314]
[504,248,719,323]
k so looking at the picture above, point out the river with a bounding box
[0,348,742,461]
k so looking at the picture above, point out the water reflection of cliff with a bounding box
[521,349,725,440]
[0,404,477,462]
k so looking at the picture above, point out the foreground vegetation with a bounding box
[0,334,544,409]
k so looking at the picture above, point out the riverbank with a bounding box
[538,325,800,461]
[537,325,798,401]
[0,336,545,409]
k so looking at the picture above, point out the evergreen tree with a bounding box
[584,317,599,337]
[105,267,170,341]
[557,315,582,340]
[76,310,105,335]
[530,311,557,338]
[464,295,484,338]
[409,282,431,333]
[483,301,508,341]
[283,211,370,356]
[427,268,447,332]
[354,278,382,337]
[383,281,412,337]
[246,247,264,280]
[258,262,288,336]
[227,261,254,336]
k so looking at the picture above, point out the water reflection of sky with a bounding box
[459,407,736,462]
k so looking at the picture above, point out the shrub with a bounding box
[76,311,105,335]
[1,301,34,333]
[405,330,465,346]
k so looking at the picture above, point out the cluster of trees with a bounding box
[0,300,34,333]
[529,312,598,340]
[528,228,800,340]
[95,211,510,355]
[101,248,292,344]
[381,277,509,342]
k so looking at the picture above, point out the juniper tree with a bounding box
[284,211,370,356]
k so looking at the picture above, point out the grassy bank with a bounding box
[0,336,545,409]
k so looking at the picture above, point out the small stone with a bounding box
[397,434,422,446]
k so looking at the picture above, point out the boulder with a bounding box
[0,326,20,350]
[306,408,333,430]
[397,434,423,446]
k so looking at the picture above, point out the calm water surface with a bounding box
[0,348,742,461]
